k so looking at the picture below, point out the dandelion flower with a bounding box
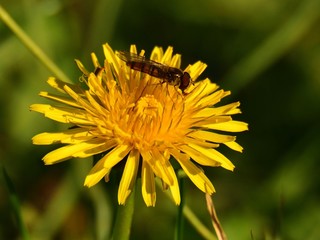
[31,43,248,206]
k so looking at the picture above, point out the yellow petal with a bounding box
[85,91,108,117]
[184,79,207,102]
[90,53,101,69]
[213,102,242,115]
[196,89,230,108]
[187,130,236,143]
[189,143,235,170]
[85,144,131,187]
[185,79,217,103]
[130,44,138,54]
[193,102,241,118]
[170,53,181,68]
[167,166,180,205]
[32,128,94,145]
[224,141,244,152]
[179,144,235,171]
[185,61,207,81]
[169,148,215,194]
[103,43,120,77]
[39,92,80,108]
[47,77,84,95]
[161,46,173,65]
[43,138,115,164]
[204,120,249,132]
[141,160,156,207]
[73,140,118,158]
[63,86,97,115]
[184,136,220,148]
[141,149,174,186]
[193,116,232,127]
[75,59,90,76]
[118,149,140,205]
[150,46,163,62]
[30,104,93,125]
[178,145,220,167]
[152,149,175,186]
[103,144,132,168]
[84,158,109,187]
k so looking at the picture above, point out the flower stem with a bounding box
[156,179,216,239]
[175,176,185,240]
[0,5,73,84]
[112,186,135,240]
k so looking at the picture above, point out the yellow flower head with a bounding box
[31,43,248,206]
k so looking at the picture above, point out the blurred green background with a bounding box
[1,0,320,239]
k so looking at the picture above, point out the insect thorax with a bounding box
[166,68,183,86]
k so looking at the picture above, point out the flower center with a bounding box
[121,94,165,149]
[135,94,163,122]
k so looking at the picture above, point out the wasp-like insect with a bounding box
[116,51,191,93]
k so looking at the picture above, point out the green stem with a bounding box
[0,5,72,83]
[175,176,185,240]
[112,186,135,240]
[156,179,216,240]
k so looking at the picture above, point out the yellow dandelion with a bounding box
[31,43,248,207]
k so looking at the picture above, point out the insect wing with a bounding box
[117,51,167,69]
[117,51,144,63]
[117,51,171,79]
[116,51,191,93]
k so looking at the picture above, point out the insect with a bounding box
[116,51,191,93]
